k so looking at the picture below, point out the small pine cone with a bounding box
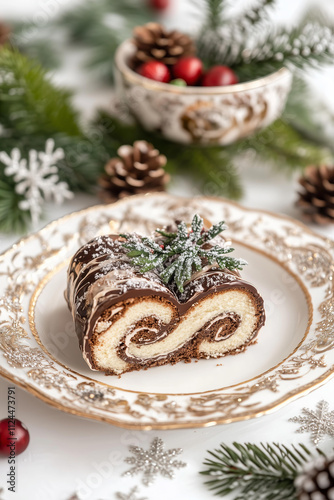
[296,165,334,224]
[98,140,169,202]
[295,456,334,500]
[131,22,195,68]
[0,22,10,46]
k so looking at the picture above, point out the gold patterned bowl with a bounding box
[115,40,293,146]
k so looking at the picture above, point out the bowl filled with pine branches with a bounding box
[114,1,334,147]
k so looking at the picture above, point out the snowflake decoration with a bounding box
[123,437,187,486]
[0,139,73,226]
[115,486,148,500]
[289,400,334,444]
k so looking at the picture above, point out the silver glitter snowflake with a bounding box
[0,139,73,225]
[115,486,148,500]
[123,437,187,486]
[289,400,334,444]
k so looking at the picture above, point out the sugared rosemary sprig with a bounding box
[121,214,246,293]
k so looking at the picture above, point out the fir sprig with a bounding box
[0,179,30,233]
[201,442,317,500]
[121,215,246,293]
[198,0,228,33]
[241,119,332,171]
[232,0,276,31]
[232,23,334,82]
[197,0,334,81]
[55,0,152,81]
[0,47,80,137]
[0,49,109,232]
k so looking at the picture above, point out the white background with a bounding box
[0,1,334,499]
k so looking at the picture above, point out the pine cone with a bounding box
[98,140,169,202]
[295,456,334,500]
[0,22,10,46]
[131,22,195,68]
[296,165,334,224]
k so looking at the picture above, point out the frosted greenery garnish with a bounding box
[120,214,247,293]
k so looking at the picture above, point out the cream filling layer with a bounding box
[199,291,256,355]
[128,290,255,359]
[92,300,175,373]
[93,290,257,373]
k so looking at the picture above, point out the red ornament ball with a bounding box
[138,61,171,83]
[202,65,239,87]
[173,57,203,86]
[0,418,30,456]
[148,0,170,10]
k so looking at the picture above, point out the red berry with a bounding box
[0,418,30,456]
[202,66,239,87]
[148,0,170,10]
[173,57,203,86]
[160,244,165,248]
[138,61,171,83]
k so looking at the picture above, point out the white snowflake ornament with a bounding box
[0,139,73,226]
[289,400,334,444]
[123,437,186,486]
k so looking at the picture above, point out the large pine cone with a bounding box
[132,22,195,68]
[98,140,169,202]
[295,456,334,500]
[0,22,10,46]
[296,165,334,224]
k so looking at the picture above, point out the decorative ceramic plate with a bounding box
[1,194,333,430]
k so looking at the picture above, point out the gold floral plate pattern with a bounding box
[0,194,333,430]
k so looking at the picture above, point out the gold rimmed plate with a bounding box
[0,193,333,429]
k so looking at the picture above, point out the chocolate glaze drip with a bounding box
[65,234,266,369]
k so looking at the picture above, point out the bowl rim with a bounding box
[115,39,292,95]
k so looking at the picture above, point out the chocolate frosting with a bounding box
[65,234,266,368]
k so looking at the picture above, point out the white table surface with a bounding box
[1,1,334,499]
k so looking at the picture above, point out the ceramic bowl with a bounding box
[114,40,293,146]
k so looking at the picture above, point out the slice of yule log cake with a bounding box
[65,215,265,375]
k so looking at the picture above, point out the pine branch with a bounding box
[232,23,334,81]
[197,0,277,67]
[59,0,152,41]
[199,152,243,200]
[0,47,80,137]
[197,20,334,80]
[0,50,110,232]
[283,78,334,152]
[55,0,152,81]
[239,119,333,172]
[199,0,228,33]
[232,0,276,31]
[0,179,30,233]
[0,50,110,194]
[121,215,246,293]
[201,442,315,500]
[10,21,61,70]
